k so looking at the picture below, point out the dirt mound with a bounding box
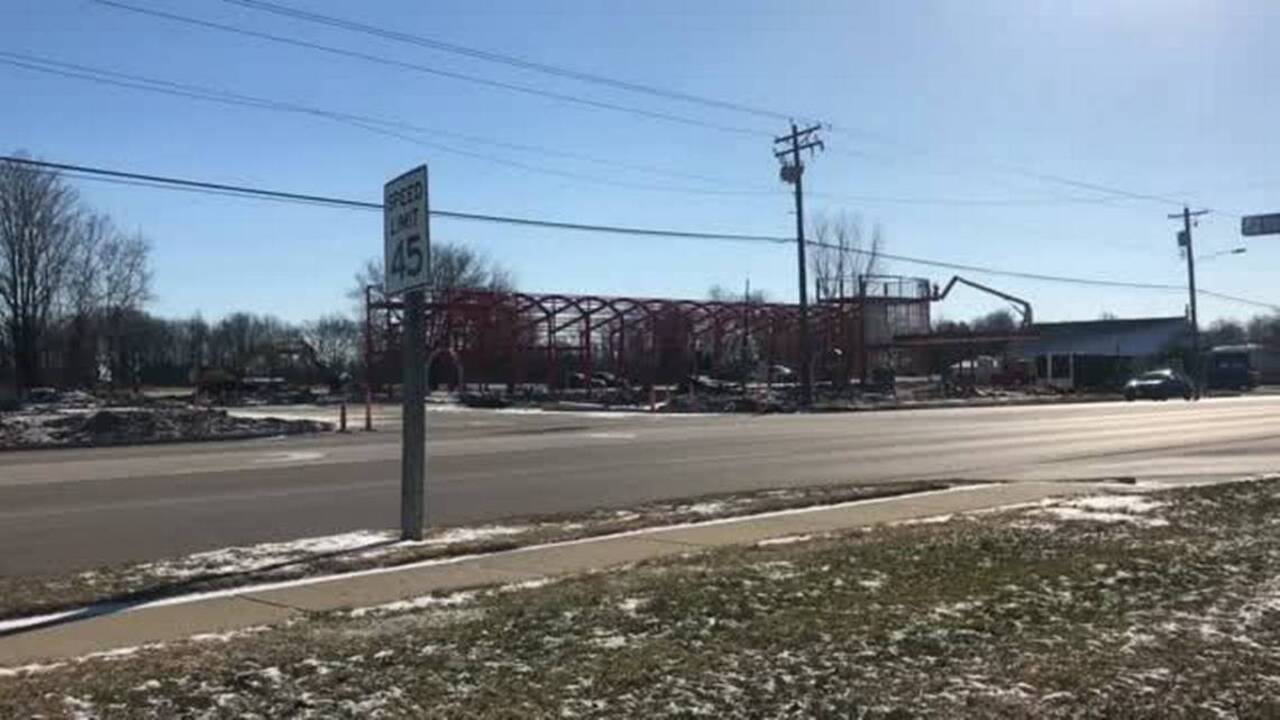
[2,407,331,450]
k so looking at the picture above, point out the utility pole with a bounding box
[774,121,824,408]
[1170,206,1210,398]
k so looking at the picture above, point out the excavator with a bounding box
[194,340,348,403]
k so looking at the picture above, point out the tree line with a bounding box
[0,156,514,395]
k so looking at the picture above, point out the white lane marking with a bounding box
[252,451,327,464]
[583,432,637,440]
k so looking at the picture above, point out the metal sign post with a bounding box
[1242,213,1280,237]
[384,165,430,541]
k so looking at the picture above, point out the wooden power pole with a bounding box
[774,122,824,408]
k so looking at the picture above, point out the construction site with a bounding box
[363,275,930,404]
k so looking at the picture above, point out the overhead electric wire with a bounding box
[90,3,1230,210]
[198,0,1213,212]
[214,0,813,126]
[0,52,784,196]
[0,157,786,243]
[6,51,1139,209]
[8,155,1272,310]
[91,0,771,139]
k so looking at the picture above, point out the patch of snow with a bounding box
[498,577,555,593]
[338,686,406,714]
[591,633,630,650]
[682,501,728,516]
[892,513,954,526]
[757,534,813,546]
[62,695,96,720]
[131,679,162,692]
[0,661,67,677]
[84,646,142,661]
[1070,495,1166,514]
[416,525,530,546]
[189,626,270,643]
[1035,507,1170,527]
[257,666,285,684]
[933,600,983,618]
[618,597,646,615]
[141,530,396,579]
[348,590,477,618]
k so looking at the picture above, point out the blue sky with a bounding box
[1,0,1277,325]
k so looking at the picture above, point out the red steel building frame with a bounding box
[364,278,931,398]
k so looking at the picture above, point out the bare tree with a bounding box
[97,229,153,386]
[1247,315,1280,346]
[972,309,1017,333]
[304,313,360,373]
[707,284,768,303]
[348,242,515,308]
[1204,319,1247,348]
[61,213,113,385]
[809,212,883,301]
[0,157,83,390]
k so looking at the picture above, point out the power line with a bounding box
[204,0,1229,214]
[101,0,1243,217]
[11,154,1272,310]
[5,51,1136,211]
[0,156,787,243]
[91,0,771,139]
[215,0,812,126]
[0,52,779,196]
[824,129,1235,215]
[1200,291,1280,312]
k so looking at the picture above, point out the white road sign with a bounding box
[384,165,430,296]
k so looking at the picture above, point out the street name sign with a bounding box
[1242,213,1280,237]
[383,165,430,295]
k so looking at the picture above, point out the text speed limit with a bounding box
[383,165,430,295]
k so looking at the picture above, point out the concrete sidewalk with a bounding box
[0,481,1087,667]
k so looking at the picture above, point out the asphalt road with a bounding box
[4,397,1280,575]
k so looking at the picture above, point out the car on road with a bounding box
[1124,368,1194,401]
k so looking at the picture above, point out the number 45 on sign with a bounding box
[384,165,430,296]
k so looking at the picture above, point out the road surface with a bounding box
[3,397,1280,575]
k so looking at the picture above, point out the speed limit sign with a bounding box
[383,165,430,295]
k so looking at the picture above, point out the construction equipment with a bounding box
[932,276,1034,327]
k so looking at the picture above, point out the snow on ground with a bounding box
[62,695,96,720]
[412,525,530,547]
[498,578,555,593]
[0,661,66,678]
[682,501,728,516]
[618,597,647,615]
[1069,495,1166,514]
[128,525,534,581]
[757,534,814,546]
[189,626,271,644]
[348,591,477,619]
[138,530,396,579]
[1028,494,1170,528]
[891,513,955,527]
[590,633,630,650]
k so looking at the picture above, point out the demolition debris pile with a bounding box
[0,391,331,450]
